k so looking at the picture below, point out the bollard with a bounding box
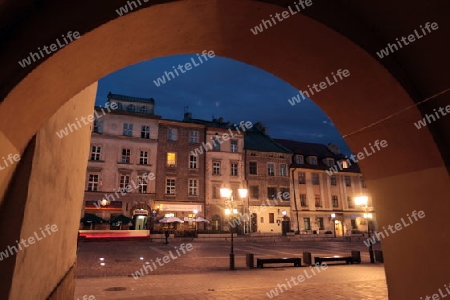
[374,250,384,263]
[303,251,312,266]
[246,253,254,268]
[351,250,361,263]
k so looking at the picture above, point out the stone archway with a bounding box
[0,1,448,299]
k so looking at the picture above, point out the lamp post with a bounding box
[221,187,247,270]
[354,196,375,264]
[193,209,198,238]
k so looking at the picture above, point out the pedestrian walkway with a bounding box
[75,265,387,300]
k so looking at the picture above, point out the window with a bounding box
[330,175,337,186]
[189,155,197,169]
[188,179,198,196]
[230,163,238,176]
[249,162,257,175]
[280,164,287,176]
[304,218,311,230]
[87,174,99,191]
[312,173,320,185]
[119,174,130,191]
[269,213,275,224]
[298,172,306,184]
[295,155,304,164]
[351,219,357,229]
[212,186,220,199]
[166,179,176,194]
[361,177,367,188]
[127,104,135,112]
[212,137,220,151]
[93,120,103,133]
[117,102,123,110]
[90,146,101,161]
[347,196,354,208]
[212,161,221,175]
[250,186,259,198]
[308,156,318,165]
[141,126,150,139]
[280,187,290,200]
[267,163,275,176]
[139,151,148,165]
[137,175,147,193]
[345,176,351,187]
[230,140,238,152]
[314,194,322,207]
[167,152,176,167]
[123,123,133,136]
[168,128,178,141]
[317,217,324,230]
[332,195,339,207]
[121,149,131,163]
[326,158,334,167]
[140,106,148,114]
[267,187,277,200]
[189,131,199,143]
[300,194,307,207]
[342,160,349,168]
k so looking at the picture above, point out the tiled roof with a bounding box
[274,139,338,158]
[244,129,292,153]
[107,92,155,104]
[275,139,361,173]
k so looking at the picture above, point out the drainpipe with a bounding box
[291,168,301,234]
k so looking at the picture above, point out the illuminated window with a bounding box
[167,152,176,167]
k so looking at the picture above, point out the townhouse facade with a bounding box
[244,124,292,234]
[83,93,160,229]
[154,119,206,231]
[275,139,375,236]
[183,113,247,233]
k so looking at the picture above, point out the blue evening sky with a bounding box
[95,54,351,154]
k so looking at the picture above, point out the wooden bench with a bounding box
[256,257,301,268]
[314,256,354,265]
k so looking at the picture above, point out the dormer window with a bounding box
[342,160,349,168]
[117,103,123,110]
[295,155,304,164]
[326,158,335,167]
[308,156,318,165]
[127,104,135,112]
[140,106,148,114]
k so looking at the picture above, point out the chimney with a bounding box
[183,112,192,121]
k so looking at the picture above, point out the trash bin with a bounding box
[303,251,312,266]
[374,250,384,263]
[351,250,361,263]
[246,254,254,268]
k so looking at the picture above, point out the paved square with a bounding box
[75,239,388,299]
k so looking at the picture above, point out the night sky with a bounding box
[95,54,351,154]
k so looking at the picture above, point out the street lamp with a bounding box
[221,187,247,270]
[354,196,375,263]
[193,209,198,238]
[331,213,337,238]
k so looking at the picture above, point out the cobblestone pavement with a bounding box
[75,240,387,299]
